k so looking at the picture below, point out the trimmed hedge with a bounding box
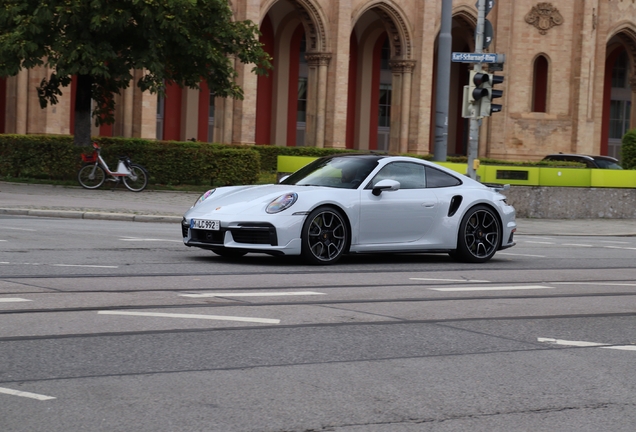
[0,135,260,186]
[622,129,636,170]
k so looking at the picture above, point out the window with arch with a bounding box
[532,55,548,113]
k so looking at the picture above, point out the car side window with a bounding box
[425,166,462,188]
[369,162,426,189]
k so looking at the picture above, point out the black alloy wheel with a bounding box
[454,205,501,263]
[301,207,348,265]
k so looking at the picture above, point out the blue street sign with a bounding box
[452,52,506,63]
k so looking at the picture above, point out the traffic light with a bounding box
[462,70,491,119]
[469,70,490,104]
[479,72,504,117]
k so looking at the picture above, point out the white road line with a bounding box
[0,226,36,231]
[119,237,182,243]
[600,240,630,244]
[51,264,119,268]
[552,282,636,287]
[524,241,555,244]
[497,252,546,258]
[0,387,55,401]
[409,278,491,283]
[0,240,7,242]
[538,337,636,351]
[430,285,552,292]
[98,311,280,324]
[604,246,636,251]
[180,291,325,298]
[0,298,31,303]
[562,244,592,247]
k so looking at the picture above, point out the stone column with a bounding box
[389,60,416,154]
[305,52,332,148]
[16,69,28,134]
[123,83,134,137]
[630,76,636,131]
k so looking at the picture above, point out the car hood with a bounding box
[185,184,319,217]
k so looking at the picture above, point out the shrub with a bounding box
[621,129,636,169]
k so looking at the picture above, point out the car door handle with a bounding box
[422,202,436,208]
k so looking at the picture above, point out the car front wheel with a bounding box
[301,207,348,265]
[454,205,501,263]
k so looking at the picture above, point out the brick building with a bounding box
[0,0,634,161]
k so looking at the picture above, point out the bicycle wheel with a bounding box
[78,164,106,189]
[123,164,148,192]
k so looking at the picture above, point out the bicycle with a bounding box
[78,142,148,192]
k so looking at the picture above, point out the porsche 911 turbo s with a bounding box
[182,154,516,264]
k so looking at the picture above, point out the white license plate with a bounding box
[190,219,220,230]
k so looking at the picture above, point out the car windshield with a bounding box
[280,156,381,189]
[593,158,622,169]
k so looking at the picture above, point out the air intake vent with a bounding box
[448,196,463,217]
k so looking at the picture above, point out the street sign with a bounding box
[452,52,506,63]
[476,0,495,16]
[483,20,494,49]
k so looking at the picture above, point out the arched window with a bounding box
[532,55,548,113]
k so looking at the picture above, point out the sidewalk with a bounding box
[2,181,636,236]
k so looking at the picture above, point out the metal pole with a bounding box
[433,0,453,161]
[467,0,485,180]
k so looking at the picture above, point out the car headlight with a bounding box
[266,193,298,214]
[192,189,215,208]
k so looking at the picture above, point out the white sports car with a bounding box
[182,154,516,264]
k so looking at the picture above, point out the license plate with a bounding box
[190,219,220,230]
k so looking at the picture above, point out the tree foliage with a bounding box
[0,0,271,145]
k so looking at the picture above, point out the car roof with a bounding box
[544,153,618,162]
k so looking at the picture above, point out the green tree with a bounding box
[0,0,271,146]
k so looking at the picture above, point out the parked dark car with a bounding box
[542,154,622,169]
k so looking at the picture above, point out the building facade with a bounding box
[1,0,635,161]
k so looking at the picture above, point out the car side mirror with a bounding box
[372,179,400,196]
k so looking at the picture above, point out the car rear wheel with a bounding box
[301,207,348,265]
[454,205,501,263]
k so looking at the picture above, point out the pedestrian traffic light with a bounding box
[479,72,504,117]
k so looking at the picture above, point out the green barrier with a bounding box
[277,155,318,173]
[539,167,591,187]
[591,169,636,188]
[479,165,540,186]
[278,156,636,188]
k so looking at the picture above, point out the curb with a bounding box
[0,208,181,224]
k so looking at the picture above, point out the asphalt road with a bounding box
[1,216,636,431]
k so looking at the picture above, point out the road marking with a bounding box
[98,311,280,324]
[524,241,555,244]
[429,285,552,292]
[410,278,491,283]
[0,262,118,268]
[120,237,182,243]
[497,252,546,258]
[0,298,31,303]
[562,243,592,247]
[552,282,636,287]
[600,240,630,244]
[180,291,325,298]
[0,240,6,242]
[0,226,36,231]
[538,337,636,351]
[0,387,55,401]
[604,246,636,251]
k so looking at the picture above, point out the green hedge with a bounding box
[622,129,636,170]
[0,135,260,186]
